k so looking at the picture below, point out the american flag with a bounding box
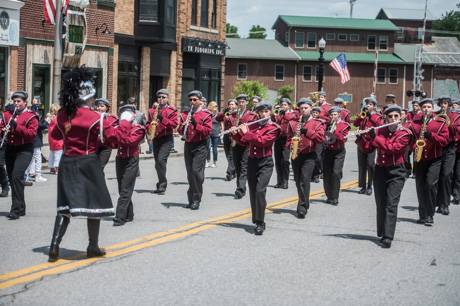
[43,0,69,25]
[329,53,351,84]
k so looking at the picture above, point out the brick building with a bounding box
[11,0,115,116]
[113,0,227,113]
[0,0,24,106]
[225,14,456,114]
[376,8,434,44]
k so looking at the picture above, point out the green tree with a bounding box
[277,85,295,103]
[232,80,268,109]
[226,23,240,38]
[248,25,267,39]
[432,5,460,40]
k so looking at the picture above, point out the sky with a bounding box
[227,0,458,39]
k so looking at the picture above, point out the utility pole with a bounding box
[350,0,357,18]
[52,0,63,104]
[413,0,428,102]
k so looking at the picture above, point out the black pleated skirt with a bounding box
[57,154,114,218]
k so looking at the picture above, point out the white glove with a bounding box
[120,111,135,122]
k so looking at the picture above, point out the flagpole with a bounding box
[371,50,378,98]
[52,0,63,104]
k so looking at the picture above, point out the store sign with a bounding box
[182,37,226,56]
[0,7,20,46]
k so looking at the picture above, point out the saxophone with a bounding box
[230,106,246,147]
[290,113,303,160]
[147,103,160,140]
[415,111,428,162]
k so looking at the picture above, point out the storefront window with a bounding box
[0,47,7,108]
[32,64,51,117]
[118,62,140,108]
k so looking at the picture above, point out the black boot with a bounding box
[0,187,9,197]
[87,219,106,258]
[48,215,70,262]
[254,222,265,235]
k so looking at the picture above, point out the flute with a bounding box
[218,117,270,137]
[348,120,400,138]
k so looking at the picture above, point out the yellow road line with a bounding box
[0,180,358,290]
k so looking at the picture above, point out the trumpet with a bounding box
[359,110,368,119]
[224,109,238,117]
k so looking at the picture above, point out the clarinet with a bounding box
[1,108,18,148]
[181,106,195,141]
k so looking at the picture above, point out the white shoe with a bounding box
[211,163,216,168]
[205,162,210,168]
[35,176,47,182]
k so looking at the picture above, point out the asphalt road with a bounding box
[0,141,459,306]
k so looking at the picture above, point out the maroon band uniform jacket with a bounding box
[372,125,413,167]
[178,109,212,143]
[0,109,39,146]
[411,114,449,161]
[147,104,178,139]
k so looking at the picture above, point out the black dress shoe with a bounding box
[87,246,106,258]
[185,203,191,209]
[297,211,306,219]
[416,218,427,224]
[425,216,434,226]
[365,188,373,196]
[254,223,265,235]
[452,199,459,205]
[441,207,449,215]
[234,191,245,199]
[190,201,200,210]
[358,188,366,194]
[225,174,233,181]
[313,176,320,183]
[153,189,165,195]
[23,181,33,186]
[113,218,126,226]
[273,184,282,189]
[281,183,288,189]
[326,198,332,204]
[331,199,339,206]
[7,212,19,220]
[436,207,442,214]
[381,238,392,248]
[0,189,9,197]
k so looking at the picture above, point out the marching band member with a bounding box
[47,67,124,262]
[95,98,118,169]
[146,89,178,194]
[216,98,238,181]
[1,91,39,220]
[287,98,325,219]
[232,101,280,235]
[353,96,383,195]
[381,94,396,113]
[273,97,292,189]
[113,109,146,226]
[311,106,325,183]
[232,94,257,199]
[407,100,421,121]
[178,90,212,210]
[323,106,350,205]
[318,91,331,122]
[412,98,449,226]
[435,96,459,215]
[334,97,351,123]
[371,104,412,248]
[452,99,460,205]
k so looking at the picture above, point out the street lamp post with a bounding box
[317,38,326,92]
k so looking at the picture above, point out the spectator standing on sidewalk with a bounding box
[46,104,63,174]
[206,101,221,168]
[26,99,48,182]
